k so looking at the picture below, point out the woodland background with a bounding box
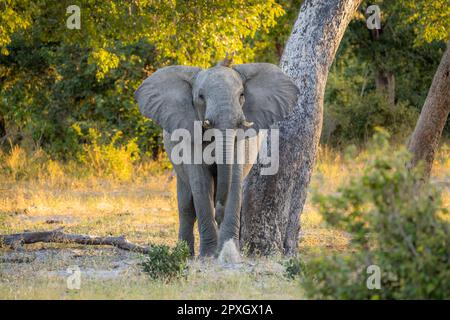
[1,0,448,161]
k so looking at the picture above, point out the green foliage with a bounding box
[0,38,162,158]
[250,0,432,147]
[0,0,32,53]
[283,256,305,280]
[1,0,449,157]
[1,0,284,69]
[0,144,48,180]
[141,242,190,282]
[252,0,303,64]
[399,0,450,45]
[299,131,450,299]
[321,0,449,145]
[147,0,284,67]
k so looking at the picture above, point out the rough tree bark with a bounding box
[408,40,450,179]
[241,0,362,255]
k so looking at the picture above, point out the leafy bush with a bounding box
[299,131,449,299]
[323,71,418,146]
[284,257,305,280]
[141,242,190,281]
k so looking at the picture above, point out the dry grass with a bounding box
[0,144,448,299]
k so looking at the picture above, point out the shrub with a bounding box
[141,242,190,281]
[299,131,450,299]
[284,257,305,280]
[44,159,66,184]
[322,70,418,146]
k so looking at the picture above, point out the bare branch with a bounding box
[0,227,150,254]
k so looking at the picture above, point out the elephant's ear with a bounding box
[134,66,201,135]
[232,63,299,130]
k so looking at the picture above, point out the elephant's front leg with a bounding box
[188,165,218,257]
[218,163,243,253]
[176,176,196,256]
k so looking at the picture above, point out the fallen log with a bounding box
[0,227,150,254]
[0,255,36,263]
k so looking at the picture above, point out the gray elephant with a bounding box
[135,61,298,258]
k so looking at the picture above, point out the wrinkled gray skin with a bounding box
[135,63,298,257]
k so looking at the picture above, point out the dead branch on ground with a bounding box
[0,227,150,254]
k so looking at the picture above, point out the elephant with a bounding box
[134,61,299,258]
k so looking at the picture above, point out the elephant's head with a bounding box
[134,62,299,154]
[135,62,299,251]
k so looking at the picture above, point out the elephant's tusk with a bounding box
[202,119,212,129]
[242,121,254,128]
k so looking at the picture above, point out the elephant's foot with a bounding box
[217,239,241,264]
[199,238,217,257]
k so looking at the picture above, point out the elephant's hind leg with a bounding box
[176,176,196,256]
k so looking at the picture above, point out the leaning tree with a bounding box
[407,40,450,179]
[241,0,362,255]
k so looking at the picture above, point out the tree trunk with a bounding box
[408,40,450,179]
[369,15,396,107]
[241,0,362,256]
[375,69,396,106]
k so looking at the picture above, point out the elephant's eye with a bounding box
[198,94,204,101]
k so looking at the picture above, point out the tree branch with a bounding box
[0,227,150,254]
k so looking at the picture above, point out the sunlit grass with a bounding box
[0,144,448,299]
[0,257,304,299]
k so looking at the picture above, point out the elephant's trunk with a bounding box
[215,129,236,226]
